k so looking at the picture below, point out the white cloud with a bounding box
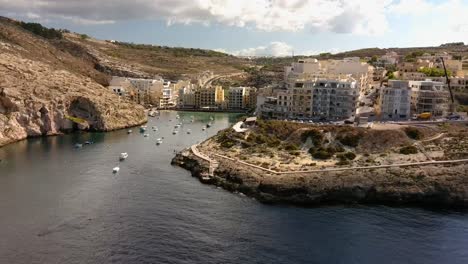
[302,48,341,56]
[389,0,468,44]
[226,42,293,57]
[0,0,392,35]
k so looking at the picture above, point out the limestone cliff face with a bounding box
[0,51,147,147]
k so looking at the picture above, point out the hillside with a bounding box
[0,17,249,81]
[0,17,147,147]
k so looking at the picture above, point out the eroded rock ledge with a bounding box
[172,149,468,208]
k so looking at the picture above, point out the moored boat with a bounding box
[156,138,163,145]
[119,152,129,161]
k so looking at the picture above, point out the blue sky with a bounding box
[1,0,467,56]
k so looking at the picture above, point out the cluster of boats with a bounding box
[108,114,216,173]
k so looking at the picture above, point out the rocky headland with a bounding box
[173,120,468,208]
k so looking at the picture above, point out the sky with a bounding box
[1,0,468,56]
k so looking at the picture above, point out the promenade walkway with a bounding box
[190,144,468,176]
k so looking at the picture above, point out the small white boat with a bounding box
[206,122,212,128]
[202,127,206,131]
[74,143,83,148]
[127,129,132,134]
[119,152,129,161]
[113,166,120,173]
[176,115,180,119]
[140,126,147,133]
[172,130,178,135]
[144,133,149,137]
[156,138,163,145]
[187,129,192,134]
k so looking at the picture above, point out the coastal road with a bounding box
[202,72,244,89]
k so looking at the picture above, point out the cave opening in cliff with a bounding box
[67,97,101,131]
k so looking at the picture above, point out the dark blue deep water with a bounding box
[1,111,468,264]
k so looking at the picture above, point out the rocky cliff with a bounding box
[0,19,146,147]
[173,150,468,208]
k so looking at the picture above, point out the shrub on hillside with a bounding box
[312,150,334,160]
[256,120,305,140]
[284,143,299,151]
[309,147,336,160]
[338,152,357,161]
[301,129,323,145]
[399,145,418,155]
[337,133,362,147]
[19,22,63,39]
[336,160,350,166]
[404,127,423,140]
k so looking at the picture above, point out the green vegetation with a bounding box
[399,145,418,155]
[216,129,240,149]
[337,133,362,147]
[386,71,396,79]
[337,152,357,161]
[80,34,89,40]
[284,143,299,151]
[115,41,229,57]
[404,127,423,140]
[368,55,378,64]
[418,67,452,77]
[256,120,305,140]
[310,148,334,160]
[336,160,350,166]
[404,51,424,61]
[301,129,323,145]
[19,22,62,39]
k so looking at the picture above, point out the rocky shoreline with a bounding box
[172,149,468,208]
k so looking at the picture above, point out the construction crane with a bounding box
[440,57,456,113]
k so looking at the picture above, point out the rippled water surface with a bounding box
[1,111,468,264]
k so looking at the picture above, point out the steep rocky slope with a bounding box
[0,19,146,147]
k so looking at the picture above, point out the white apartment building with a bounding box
[178,86,196,109]
[284,58,322,81]
[309,79,358,119]
[276,77,358,120]
[323,57,373,92]
[109,76,163,105]
[380,80,411,120]
[159,80,173,108]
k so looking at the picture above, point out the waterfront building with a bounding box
[178,86,196,109]
[195,86,224,109]
[109,76,163,105]
[380,80,411,120]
